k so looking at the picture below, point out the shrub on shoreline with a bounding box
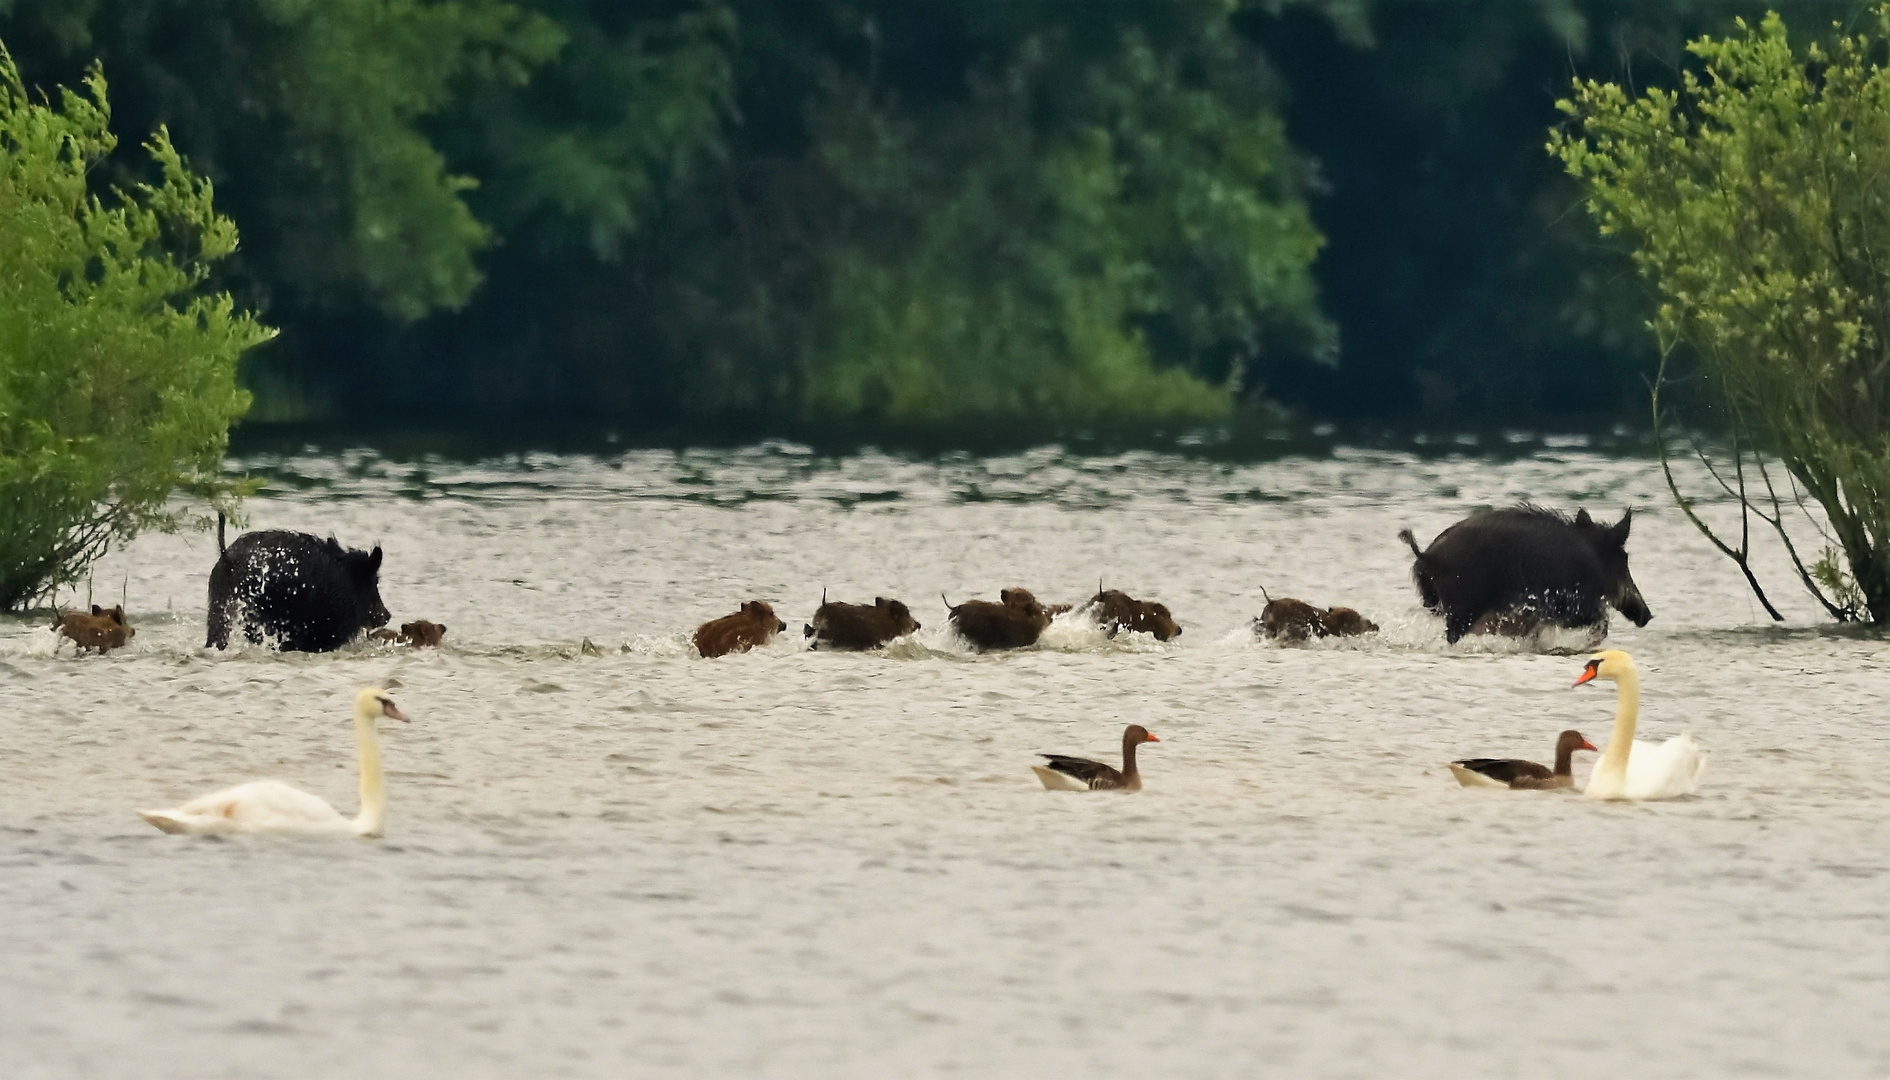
[0,51,272,610]
[1553,8,1890,623]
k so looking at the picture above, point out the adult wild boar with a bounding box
[1398,505,1650,644]
[805,594,921,650]
[206,517,391,652]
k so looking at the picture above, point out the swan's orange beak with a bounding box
[1146,733,1161,742]
[1581,739,1598,752]
[1573,660,1600,687]
[383,701,410,722]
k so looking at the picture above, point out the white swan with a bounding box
[139,687,410,836]
[1575,650,1704,801]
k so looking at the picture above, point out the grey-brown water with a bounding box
[4,443,1888,1077]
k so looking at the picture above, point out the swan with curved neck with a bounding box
[140,687,410,836]
[1575,650,1704,801]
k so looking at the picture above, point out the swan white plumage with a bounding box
[1575,650,1704,801]
[139,687,410,836]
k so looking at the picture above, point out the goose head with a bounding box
[1573,649,1635,687]
[1123,724,1160,747]
[1556,729,1599,756]
[354,686,411,724]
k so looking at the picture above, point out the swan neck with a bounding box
[1599,668,1640,775]
[352,705,385,837]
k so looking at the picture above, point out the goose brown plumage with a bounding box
[1449,729,1596,790]
[1032,724,1159,791]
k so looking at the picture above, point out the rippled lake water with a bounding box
[4,441,1888,1077]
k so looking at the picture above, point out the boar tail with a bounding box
[1398,528,1425,560]
[941,592,952,611]
[217,511,227,556]
[1259,584,1272,604]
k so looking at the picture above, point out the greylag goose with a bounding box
[1449,729,1596,789]
[1032,724,1159,791]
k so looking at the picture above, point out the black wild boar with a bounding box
[1082,589,1181,641]
[947,588,1052,651]
[694,600,788,658]
[1398,505,1650,644]
[805,594,921,650]
[206,519,391,651]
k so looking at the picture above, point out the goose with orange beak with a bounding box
[1032,725,1159,791]
[1449,729,1598,790]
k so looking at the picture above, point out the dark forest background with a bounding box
[0,0,1865,438]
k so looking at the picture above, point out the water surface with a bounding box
[3,444,1887,1077]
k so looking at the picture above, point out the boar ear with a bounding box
[1574,508,1594,527]
[1610,507,1633,543]
[874,596,889,608]
[369,546,383,573]
[91,604,104,616]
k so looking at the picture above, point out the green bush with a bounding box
[801,27,1327,426]
[0,51,271,611]
[1552,7,1890,623]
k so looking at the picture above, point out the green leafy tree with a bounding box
[1553,7,1890,622]
[799,24,1327,425]
[0,53,272,610]
[0,0,566,322]
[576,1,1332,428]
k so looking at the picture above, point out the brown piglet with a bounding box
[1318,606,1379,637]
[54,605,135,653]
[694,600,788,658]
[398,619,447,646]
[805,594,920,650]
[1084,589,1181,641]
[947,588,1053,651]
[1254,591,1378,643]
